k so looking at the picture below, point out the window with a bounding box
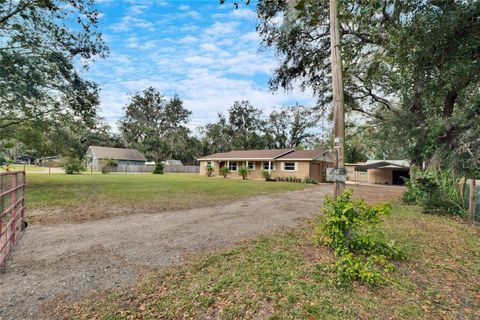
[247,162,255,170]
[205,161,212,167]
[228,161,237,171]
[263,162,275,170]
[283,162,296,171]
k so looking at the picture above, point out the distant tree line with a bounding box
[117,87,323,164]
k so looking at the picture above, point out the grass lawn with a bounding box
[51,203,480,319]
[25,173,312,224]
[1,165,47,172]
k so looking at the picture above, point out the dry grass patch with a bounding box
[49,202,480,320]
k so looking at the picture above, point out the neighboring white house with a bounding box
[85,146,147,171]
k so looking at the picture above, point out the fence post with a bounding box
[469,179,476,223]
[10,173,17,249]
[459,176,466,202]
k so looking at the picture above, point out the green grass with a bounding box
[25,174,312,223]
[1,165,47,172]
[51,203,480,319]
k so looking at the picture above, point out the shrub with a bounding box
[153,162,164,174]
[100,158,118,174]
[261,170,272,181]
[314,190,405,287]
[238,166,248,180]
[64,158,85,175]
[275,176,302,183]
[219,166,230,178]
[303,176,317,184]
[205,164,214,177]
[402,168,465,216]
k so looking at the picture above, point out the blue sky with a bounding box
[84,0,316,131]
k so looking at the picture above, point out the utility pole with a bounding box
[329,0,346,198]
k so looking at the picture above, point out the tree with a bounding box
[256,0,480,172]
[0,0,108,131]
[200,100,268,153]
[119,87,192,163]
[226,100,267,149]
[266,105,320,148]
[199,118,233,155]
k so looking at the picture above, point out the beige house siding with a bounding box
[368,168,393,185]
[199,160,221,176]
[199,160,330,183]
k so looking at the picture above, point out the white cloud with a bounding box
[177,35,197,44]
[111,16,155,32]
[90,1,316,130]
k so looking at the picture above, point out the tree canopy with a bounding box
[256,0,479,172]
[0,0,108,141]
[119,87,193,163]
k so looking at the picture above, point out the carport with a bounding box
[356,160,410,185]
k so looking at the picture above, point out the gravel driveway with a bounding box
[0,184,403,320]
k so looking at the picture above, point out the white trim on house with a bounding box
[281,161,298,172]
[263,161,275,171]
[228,161,238,171]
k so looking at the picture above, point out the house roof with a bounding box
[198,149,333,162]
[87,146,146,161]
[357,160,410,170]
[198,149,293,161]
[277,149,329,160]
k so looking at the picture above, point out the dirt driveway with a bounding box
[0,184,403,320]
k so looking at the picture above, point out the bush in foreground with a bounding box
[64,158,85,175]
[315,190,405,286]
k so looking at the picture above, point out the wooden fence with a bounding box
[461,178,479,224]
[164,165,199,174]
[347,170,368,184]
[111,164,199,174]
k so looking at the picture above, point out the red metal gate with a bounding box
[0,171,26,267]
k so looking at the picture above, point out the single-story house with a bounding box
[85,146,147,171]
[198,149,333,183]
[346,160,410,185]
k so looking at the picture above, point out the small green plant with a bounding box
[275,176,302,183]
[100,158,118,174]
[261,169,272,181]
[205,164,214,177]
[219,166,230,178]
[64,158,85,175]
[153,162,164,174]
[238,166,248,180]
[303,176,317,184]
[314,190,405,287]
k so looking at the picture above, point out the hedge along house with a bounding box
[198,149,333,183]
[85,146,147,171]
[347,160,410,185]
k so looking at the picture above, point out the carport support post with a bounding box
[330,0,345,198]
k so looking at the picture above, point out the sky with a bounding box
[83,0,316,132]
